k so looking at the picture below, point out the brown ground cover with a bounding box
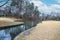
[14,21,60,40]
[0,17,23,26]
[0,21,9,26]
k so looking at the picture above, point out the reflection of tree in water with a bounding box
[0,30,11,40]
[0,19,40,40]
[24,19,40,30]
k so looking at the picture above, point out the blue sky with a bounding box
[30,0,60,14]
[0,0,11,6]
[31,0,60,5]
[41,0,57,6]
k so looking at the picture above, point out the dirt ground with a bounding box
[15,21,60,40]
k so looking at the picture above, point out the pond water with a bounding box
[0,20,40,40]
[0,25,26,40]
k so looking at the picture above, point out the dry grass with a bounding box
[15,21,60,40]
[0,17,15,22]
[0,17,23,26]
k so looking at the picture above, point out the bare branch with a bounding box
[0,1,4,2]
[0,0,10,7]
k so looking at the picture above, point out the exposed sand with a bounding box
[15,21,60,40]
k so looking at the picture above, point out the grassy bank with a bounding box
[0,17,23,27]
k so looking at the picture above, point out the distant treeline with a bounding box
[41,13,60,21]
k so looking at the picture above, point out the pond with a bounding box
[0,20,41,40]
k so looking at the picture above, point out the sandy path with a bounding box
[15,21,60,40]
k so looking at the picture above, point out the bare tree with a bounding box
[0,0,10,7]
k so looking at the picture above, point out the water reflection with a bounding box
[0,30,11,40]
[0,25,26,40]
[0,20,40,40]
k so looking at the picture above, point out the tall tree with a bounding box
[34,6,39,17]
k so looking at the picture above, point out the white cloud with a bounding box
[30,0,60,14]
[56,0,60,3]
[50,4,60,13]
[30,0,43,6]
[30,0,51,14]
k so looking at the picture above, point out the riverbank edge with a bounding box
[14,27,36,40]
[0,22,24,30]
